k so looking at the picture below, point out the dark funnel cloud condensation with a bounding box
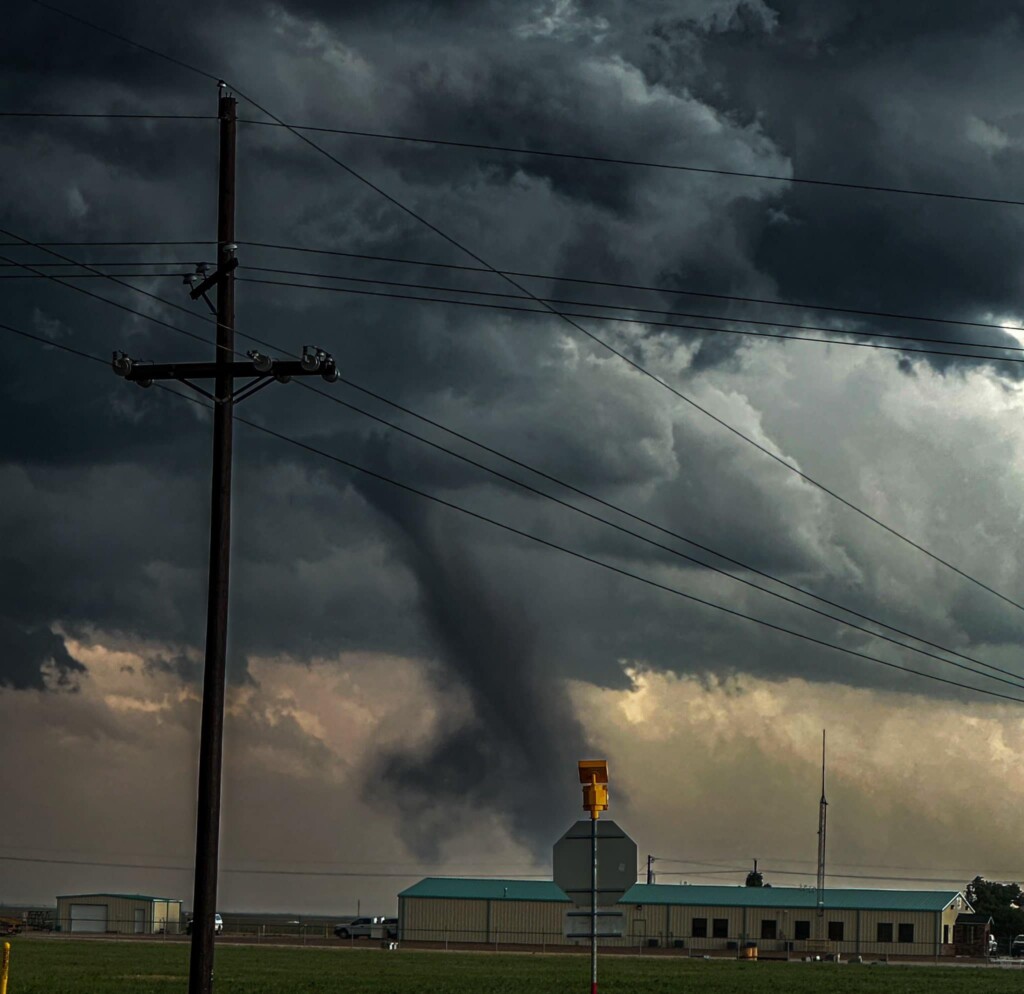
[351,448,589,855]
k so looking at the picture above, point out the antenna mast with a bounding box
[816,730,827,924]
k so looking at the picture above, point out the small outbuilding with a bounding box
[56,893,182,935]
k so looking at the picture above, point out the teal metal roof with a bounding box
[399,878,570,903]
[56,893,178,903]
[621,884,963,913]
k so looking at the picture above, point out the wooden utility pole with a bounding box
[187,82,236,994]
[112,81,339,994]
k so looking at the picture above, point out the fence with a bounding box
[24,919,1021,963]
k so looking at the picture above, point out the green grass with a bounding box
[6,939,1024,994]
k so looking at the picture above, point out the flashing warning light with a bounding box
[579,759,609,819]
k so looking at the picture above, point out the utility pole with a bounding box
[187,81,235,994]
[646,854,654,885]
[112,82,338,994]
[815,729,828,938]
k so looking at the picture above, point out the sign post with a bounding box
[579,760,609,994]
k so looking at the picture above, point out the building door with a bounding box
[69,904,107,933]
[134,909,145,934]
[943,924,950,945]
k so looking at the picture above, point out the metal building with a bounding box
[398,879,571,946]
[619,883,970,957]
[56,893,182,935]
[397,877,972,958]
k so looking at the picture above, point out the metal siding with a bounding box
[403,897,488,943]
[859,909,934,956]
[491,899,569,945]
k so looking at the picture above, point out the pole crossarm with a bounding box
[112,347,338,403]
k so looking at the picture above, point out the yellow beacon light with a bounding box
[578,759,609,820]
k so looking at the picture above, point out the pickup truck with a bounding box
[334,917,376,939]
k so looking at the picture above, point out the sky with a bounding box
[3,0,1024,916]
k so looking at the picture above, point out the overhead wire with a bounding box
[8,234,1024,689]
[0,852,543,879]
[8,255,1024,358]
[238,265,1024,355]
[234,118,1024,210]
[18,3,1006,611]
[221,86,1024,616]
[10,260,1024,363]
[234,241,1024,339]
[0,111,216,120]
[17,4,1024,652]
[296,376,1024,687]
[234,273,1024,367]
[7,102,1024,207]
[9,237,1024,342]
[4,318,1024,706]
[295,377,1024,691]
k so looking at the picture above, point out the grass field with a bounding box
[7,939,1024,994]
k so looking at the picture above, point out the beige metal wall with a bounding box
[400,895,956,956]
[619,902,945,956]
[58,896,146,934]
[402,897,489,943]
[490,898,569,945]
[401,898,574,945]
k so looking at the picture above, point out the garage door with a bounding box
[70,904,108,933]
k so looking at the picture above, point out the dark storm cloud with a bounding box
[0,616,83,689]
[3,0,1024,721]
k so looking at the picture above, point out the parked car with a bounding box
[1010,934,1024,956]
[334,917,376,939]
[185,913,223,935]
[382,917,399,940]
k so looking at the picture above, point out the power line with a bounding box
[235,118,1024,210]
[222,89,1024,617]
[9,98,1023,207]
[0,228,285,361]
[658,854,1024,876]
[16,10,1024,657]
[0,240,213,247]
[25,0,221,83]
[230,241,1024,339]
[9,234,1023,691]
[294,380,1024,692]
[9,235,1024,692]
[296,378,1024,687]
[235,273,1024,367]
[0,272,188,280]
[9,257,1024,360]
[11,237,1024,342]
[23,0,1024,621]
[0,112,215,121]
[0,853,543,879]
[239,265,1024,354]
[654,867,977,885]
[5,320,1023,707]
[0,260,197,267]
[10,238,1023,692]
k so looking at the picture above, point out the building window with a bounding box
[760,919,777,940]
[794,921,811,941]
[828,921,844,942]
[898,923,914,944]
[712,919,728,939]
[692,918,707,938]
[877,923,893,943]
